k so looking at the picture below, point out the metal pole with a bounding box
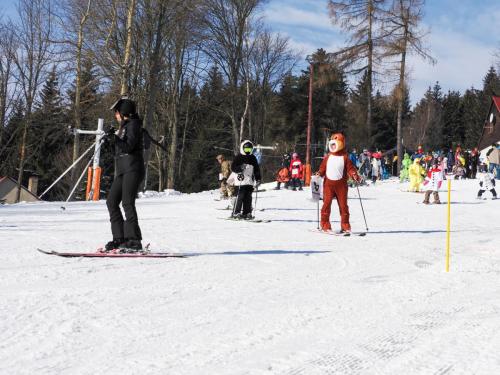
[39,141,97,199]
[446,179,451,272]
[88,119,104,200]
[317,199,320,230]
[305,63,313,186]
[66,152,94,202]
[68,138,106,202]
[356,184,369,232]
[92,119,104,170]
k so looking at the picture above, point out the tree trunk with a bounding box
[239,77,250,143]
[142,1,166,191]
[16,104,32,202]
[366,0,374,144]
[120,0,136,96]
[71,0,91,188]
[396,19,408,175]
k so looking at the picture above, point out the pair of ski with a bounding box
[218,217,271,223]
[37,248,187,258]
[310,228,366,237]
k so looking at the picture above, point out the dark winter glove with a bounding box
[492,179,496,187]
[105,127,116,138]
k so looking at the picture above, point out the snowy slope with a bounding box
[1,179,500,375]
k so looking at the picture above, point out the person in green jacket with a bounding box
[400,153,411,182]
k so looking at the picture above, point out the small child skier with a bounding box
[229,140,261,219]
[476,171,497,200]
[422,159,443,204]
[289,152,304,191]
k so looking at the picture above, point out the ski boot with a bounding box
[230,213,242,220]
[119,239,143,253]
[102,238,125,253]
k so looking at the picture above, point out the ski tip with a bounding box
[37,248,54,255]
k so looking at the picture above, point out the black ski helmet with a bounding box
[110,97,137,117]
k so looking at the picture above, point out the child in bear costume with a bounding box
[317,133,361,233]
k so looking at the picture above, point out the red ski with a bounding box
[37,248,187,258]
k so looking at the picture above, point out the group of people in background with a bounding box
[215,142,500,213]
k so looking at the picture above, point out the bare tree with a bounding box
[11,0,54,202]
[250,29,298,141]
[328,0,386,142]
[0,23,18,146]
[163,1,202,190]
[51,0,94,185]
[201,0,263,152]
[383,0,434,172]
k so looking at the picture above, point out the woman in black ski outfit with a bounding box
[105,98,145,252]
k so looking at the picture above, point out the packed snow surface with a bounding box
[1,179,500,374]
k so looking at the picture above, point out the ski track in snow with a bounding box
[1,179,500,374]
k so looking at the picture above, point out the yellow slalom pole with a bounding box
[446,179,451,272]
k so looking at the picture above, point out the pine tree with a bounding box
[372,91,396,151]
[347,72,371,149]
[0,100,25,177]
[68,58,101,131]
[442,90,463,148]
[462,88,484,148]
[29,67,69,200]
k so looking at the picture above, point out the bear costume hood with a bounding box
[328,133,347,156]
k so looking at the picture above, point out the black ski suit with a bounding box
[231,154,261,216]
[106,116,145,241]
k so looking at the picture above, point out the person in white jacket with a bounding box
[476,171,497,200]
[422,159,443,204]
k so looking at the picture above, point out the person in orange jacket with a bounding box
[316,133,361,233]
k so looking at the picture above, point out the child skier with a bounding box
[400,153,411,182]
[422,159,443,204]
[274,153,290,190]
[408,158,425,192]
[229,140,261,219]
[289,152,304,190]
[476,171,497,200]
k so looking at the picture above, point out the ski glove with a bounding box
[105,127,117,137]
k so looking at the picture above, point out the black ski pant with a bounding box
[290,178,302,190]
[234,185,254,215]
[106,169,144,240]
[477,188,497,198]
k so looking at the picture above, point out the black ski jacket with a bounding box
[112,116,144,176]
[232,154,261,182]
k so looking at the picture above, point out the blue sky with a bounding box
[263,0,500,106]
[1,0,499,107]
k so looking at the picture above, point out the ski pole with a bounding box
[317,199,320,230]
[356,183,369,231]
[253,183,259,217]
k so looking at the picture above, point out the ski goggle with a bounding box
[243,147,253,154]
